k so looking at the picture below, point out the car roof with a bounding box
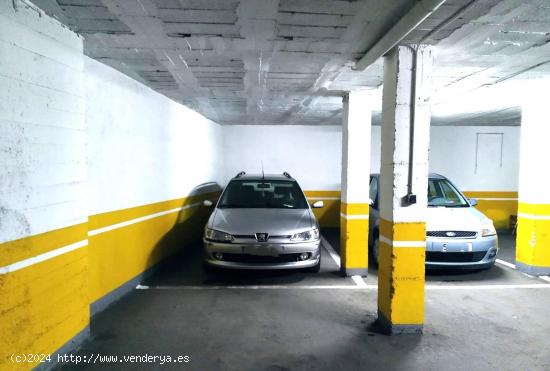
[232,174,295,181]
[370,173,447,180]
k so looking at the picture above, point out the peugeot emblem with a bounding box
[446,231,456,237]
[255,233,269,242]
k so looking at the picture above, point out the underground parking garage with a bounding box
[1,0,550,369]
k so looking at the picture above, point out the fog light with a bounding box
[299,252,310,261]
[213,252,224,260]
[488,249,497,259]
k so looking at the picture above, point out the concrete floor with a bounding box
[58,232,550,371]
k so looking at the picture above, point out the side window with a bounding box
[369,177,378,210]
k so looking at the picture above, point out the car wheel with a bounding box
[306,254,321,273]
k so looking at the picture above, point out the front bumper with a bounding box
[203,238,321,270]
[425,234,498,269]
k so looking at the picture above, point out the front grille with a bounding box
[427,231,477,238]
[221,253,304,264]
[231,235,292,240]
[426,251,487,263]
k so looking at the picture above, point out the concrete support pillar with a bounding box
[516,80,550,276]
[377,45,433,334]
[340,91,374,277]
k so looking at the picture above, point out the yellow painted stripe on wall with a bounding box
[305,190,341,228]
[379,218,426,242]
[0,191,216,369]
[463,191,518,199]
[341,202,370,215]
[0,247,89,370]
[89,191,220,230]
[304,190,340,198]
[0,222,87,268]
[89,194,213,303]
[518,202,550,215]
[462,191,518,230]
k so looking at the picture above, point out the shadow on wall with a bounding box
[146,182,222,272]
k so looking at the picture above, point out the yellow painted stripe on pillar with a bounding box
[518,202,550,216]
[377,240,425,325]
[341,202,370,215]
[340,203,369,271]
[0,222,88,267]
[516,216,550,268]
[379,218,426,242]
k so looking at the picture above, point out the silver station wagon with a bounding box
[369,173,499,270]
[202,172,322,272]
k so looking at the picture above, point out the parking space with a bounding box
[135,230,547,291]
[57,231,550,370]
[4,1,550,369]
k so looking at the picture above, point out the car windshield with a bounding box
[428,178,469,207]
[218,179,309,209]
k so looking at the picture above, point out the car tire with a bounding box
[306,254,321,273]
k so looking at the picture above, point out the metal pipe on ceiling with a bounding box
[353,0,447,71]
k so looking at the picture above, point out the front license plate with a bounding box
[244,245,279,257]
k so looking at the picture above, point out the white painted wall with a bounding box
[223,125,342,190]
[0,1,225,242]
[0,1,86,243]
[85,58,224,215]
[223,124,519,192]
[429,126,520,192]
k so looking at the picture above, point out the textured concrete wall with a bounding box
[0,1,87,244]
[0,2,89,369]
[0,2,224,368]
[85,58,224,304]
[86,57,224,216]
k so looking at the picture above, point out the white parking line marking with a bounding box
[321,236,341,268]
[496,258,542,279]
[351,275,367,287]
[496,259,516,269]
[540,276,550,283]
[136,284,550,290]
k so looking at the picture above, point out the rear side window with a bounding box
[218,180,309,209]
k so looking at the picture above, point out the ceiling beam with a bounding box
[354,0,446,71]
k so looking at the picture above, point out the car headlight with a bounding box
[481,220,496,237]
[204,228,233,242]
[290,228,320,242]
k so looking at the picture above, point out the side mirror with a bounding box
[469,198,478,207]
[203,200,213,207]
[312,200,324,209]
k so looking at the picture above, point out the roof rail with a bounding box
[235,171,246,178]
[283,172,292,179]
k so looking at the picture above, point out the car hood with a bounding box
[209,208,315,235]
[426,206,489,231]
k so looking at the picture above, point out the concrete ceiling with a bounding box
[34,0,550,126]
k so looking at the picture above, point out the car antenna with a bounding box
[261,160,265,180]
